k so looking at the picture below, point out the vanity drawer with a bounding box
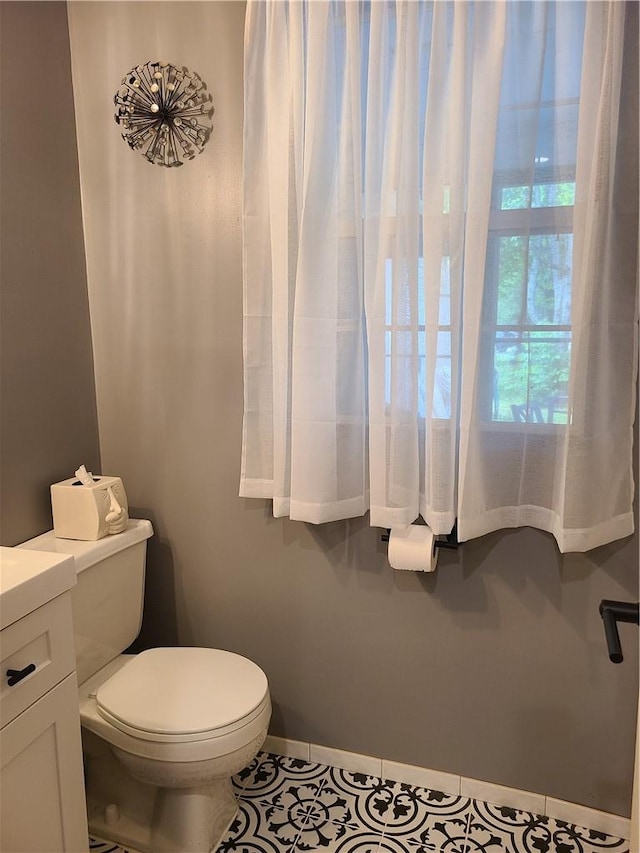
[1,593,76,728]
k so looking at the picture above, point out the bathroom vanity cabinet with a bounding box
[0,547,89,853]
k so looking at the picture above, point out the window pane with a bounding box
[434,356,451,419]
[418,257,425,326]
[496,236,526,325]
[527,234,572,325]
[418,353,426,419]
[501,187,531,210]
[439,256,451,325]
[385,332,391,408]
[443,186,450,215]
[433,330,451,420]
[501,182,575,210]
[493,331,570,424]
[535,102,580,176]
[495,3,584,178]
[532,182,575,208]
[494,233,573,328]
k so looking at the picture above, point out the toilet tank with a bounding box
[19,519,153,685]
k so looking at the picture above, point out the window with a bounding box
[242,0,636,546]
[482,175,575,425]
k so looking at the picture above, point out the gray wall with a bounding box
[5,0,638,820]
[0,1,100,546]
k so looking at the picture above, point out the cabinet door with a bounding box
[1,673,88,853]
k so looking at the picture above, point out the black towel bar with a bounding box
[599,600,639,664]
[381,521,459,549]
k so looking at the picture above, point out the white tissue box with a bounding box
[51,475,129,541]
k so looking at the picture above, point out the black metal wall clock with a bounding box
[114,61,213,167]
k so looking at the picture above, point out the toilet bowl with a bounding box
[79,649,270,853]
[20,520,271,853]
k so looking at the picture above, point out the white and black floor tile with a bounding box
[89,752,630,853]
[235,754,330,805]
[545,820,630,853]
[89,839,131,853]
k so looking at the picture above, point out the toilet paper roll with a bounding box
[388,524,438,572]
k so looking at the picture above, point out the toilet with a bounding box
[20,519,271,853]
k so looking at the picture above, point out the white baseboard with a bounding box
[261,735,631,841]
[263,735,310,762]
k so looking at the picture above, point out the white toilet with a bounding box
[21,520,271,853]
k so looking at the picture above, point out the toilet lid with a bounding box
[95,648,269,742]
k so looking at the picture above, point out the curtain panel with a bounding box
[240,0,639,552]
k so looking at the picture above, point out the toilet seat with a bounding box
[95,647,269,744]
[79,653,271,763]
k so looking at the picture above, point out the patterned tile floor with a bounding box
[90,751,629,853]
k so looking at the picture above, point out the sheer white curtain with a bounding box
[240,0,638,552]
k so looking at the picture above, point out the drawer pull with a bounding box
[6,664,36,686]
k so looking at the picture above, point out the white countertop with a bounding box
[0,547,77,629]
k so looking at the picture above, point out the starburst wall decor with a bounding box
[114,61,213,167]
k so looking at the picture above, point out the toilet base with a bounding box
[83,730,239,853]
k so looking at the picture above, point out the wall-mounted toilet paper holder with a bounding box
[381,521,459,549]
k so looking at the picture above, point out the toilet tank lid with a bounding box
[18,519,153,574]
